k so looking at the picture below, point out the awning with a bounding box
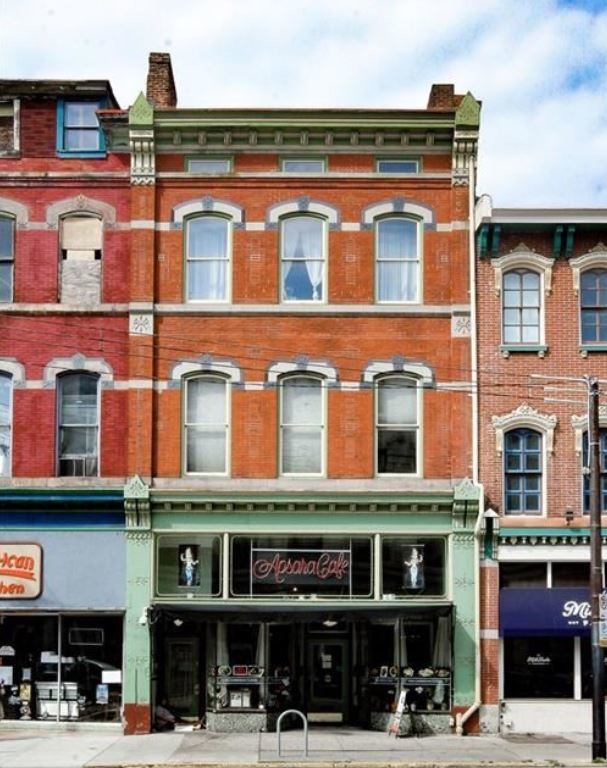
[151,601,453,623]
[500,588,591,637]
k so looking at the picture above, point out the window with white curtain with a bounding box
[280,375,324,474]
[376,217,419,303]
[186,216,230,302]
[58,372,99,477]
[376,376,419,475]
[0,373,11,476]
[281,216,325,302]
[185,376,228,474]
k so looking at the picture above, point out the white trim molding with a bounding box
[0,198,28,226]
[46,196,116,227]
[267,198,339,227]
[170,357,243,384]
[492,403,557,454]
[172,197,244,225]
[362,360,433,386]
[492,244,555,296]
[0,359,25,387]
[362,198,434,228]
[571,405,607,454]
[569,244,607,295]
[267,360,338,385]
[43,354,113,386]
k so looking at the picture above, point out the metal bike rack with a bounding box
[276,709,308,757]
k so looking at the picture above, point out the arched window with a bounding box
[502,269,540,344]
[504,428,542,515]
[0,373,11,476]
[59,214,103,304]
[184,375,229,474]
[376,376,420,475]
[0,215,15,303]
[580,269,607,344]
[375,217,420,303]
[280,375,324,474]
[281,216,325,302]
[58,372,99,477]
[186,215,230,302]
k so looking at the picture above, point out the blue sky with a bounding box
[1,0,606,207]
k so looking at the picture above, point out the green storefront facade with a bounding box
[123,477,481,734]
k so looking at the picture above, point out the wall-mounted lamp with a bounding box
[173,618,184,628]
[483,507,500,533]
[565,508,574,526]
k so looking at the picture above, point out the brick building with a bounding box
[476,197,607,733]
[113,54,483,735]
[0,53,483,735]
[0,78,129,722]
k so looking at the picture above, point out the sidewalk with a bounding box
[0,723,599,768]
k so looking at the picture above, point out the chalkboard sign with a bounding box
[389,690,407,736]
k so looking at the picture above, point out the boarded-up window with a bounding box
[60,215,102,303]
[0,101,15,153]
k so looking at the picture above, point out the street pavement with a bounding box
[0,723,600,768]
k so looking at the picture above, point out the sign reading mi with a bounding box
[0,544,42,598]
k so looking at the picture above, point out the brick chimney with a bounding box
[427,84,454,110]
[146,52,177,108]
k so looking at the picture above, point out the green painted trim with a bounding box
[499,527,588,537]
[150,490,454,503]
[129,92,153,126]
[455,93,481,129]
[500,344,549,354]
[580,345,607,353]
[152,511,456,534]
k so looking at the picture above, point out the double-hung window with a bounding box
[502,269,540,344]
[0,215,14,303]
[0,373,11,476]
[58,373,99,477]
[186,216,230,302]
[376,376,419,475]
[58,101,104,154]
[582,429,607,513]
[504,428,542,514]
[280,375,324,475]
[580,269,607,344]
[184,376,228,474]
[281,216,325,302]
[376,218,419,303]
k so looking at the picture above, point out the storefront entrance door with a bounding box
[308,639,349,721]
[165,637,200,717]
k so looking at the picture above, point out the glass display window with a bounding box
[500,562,547,588]
[0,614,122,722]
[156,535,221,597]
[503,636,574,698]
[230,536,372,597]
[381,538,446,597]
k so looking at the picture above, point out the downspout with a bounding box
[456,151,483,736]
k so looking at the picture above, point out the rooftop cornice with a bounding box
[478,208,607,226]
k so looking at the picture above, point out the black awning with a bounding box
[151,601,453,623]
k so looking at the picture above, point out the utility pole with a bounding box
[588,375,606,760]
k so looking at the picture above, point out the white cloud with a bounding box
[0,0,606,205]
